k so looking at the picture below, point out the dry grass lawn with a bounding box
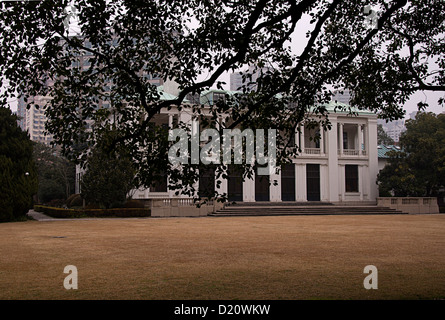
[1,214,445,300]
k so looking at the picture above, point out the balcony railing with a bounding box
[343,149,360,156]
[338,149,366,156]
[304,148,321,155]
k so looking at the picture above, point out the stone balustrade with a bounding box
[147,198,224,217]
[377,197,439,214]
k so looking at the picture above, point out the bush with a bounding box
[124,199,145,208]
[46,198,66,208]
[85,203,102,209]
[33,205,45,213]
[66,194,83,208]
[33,205,151,218]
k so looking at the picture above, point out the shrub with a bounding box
[66,194,83,208]
[46,198,66,208]
[124,199,145,208]
[33,205,151,218]
[85,203,102,209]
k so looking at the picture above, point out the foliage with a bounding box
[400,112,445,196]
[1,1,444,202]
[377,112,445,196]
[124,199,145,208]
[33,142,76,204]
[377,124,395,145]
[80,147,136,209]
[33,205,150,218]
[377,150,422,196]
[66,193,83,208]
[0,107,38,221]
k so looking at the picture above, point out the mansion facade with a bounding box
[76,89,379,204]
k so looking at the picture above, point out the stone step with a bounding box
[209,205,405,216]
[225,201,335,206]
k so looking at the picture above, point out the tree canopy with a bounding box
[80,147,136,209]
[0,107,38,221]
[377,112,445,197]
[1,0,444,201]
[32,142,75,204]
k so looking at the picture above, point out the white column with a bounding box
[320,164,329,201]
[244,173,255,202]
[168,113,173,128]
[295,163,307,201]
[338,123,344,156]
[362,164,369,200]
[216,167,228,199]
[319,124,324,154]
[364,124,368,156]
[358,124,363,155]
[299,124,305,154]
[327,116,339,202]
[367,118,379,201]
[167,114,173,197]
[359,165,363,200]
[215,117,227,199]
[270,167,281,202]
[338,164,345,202]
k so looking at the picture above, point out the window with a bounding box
[345,165,358,192]
[213,93,226,104]
[149,174,167,192]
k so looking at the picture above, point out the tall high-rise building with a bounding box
[16,36,168,145]
[16,94,54,145]
[332,89,351,105]
[377,118,406,143]
[230,65,271,92]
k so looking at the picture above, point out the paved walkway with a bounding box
[27,209,59,221]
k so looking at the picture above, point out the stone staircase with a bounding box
[208,201,405,217]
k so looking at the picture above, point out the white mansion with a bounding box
[75,88,379,204]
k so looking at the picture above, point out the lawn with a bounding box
[1,214,445,300]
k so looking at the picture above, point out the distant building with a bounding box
[16,94,53,145]
[16,36,166,145]
[332,90,351,105]
[409,111,418,120]
[377,144,402,171]
[230,65,271,92]
[377,119,406,143]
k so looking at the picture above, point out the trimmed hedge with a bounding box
[33,205,150,218]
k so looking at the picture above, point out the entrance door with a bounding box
[255,170,270,201]
[281,163,295,201]
[199,165,215,198]
[306,164,320,201]
[228,165,243,202]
